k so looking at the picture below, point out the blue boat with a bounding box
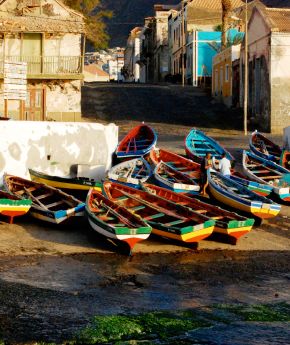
[108,157,152,189]
[185,129,233,164]
[154,161,200,194]
[208,170,281,219]
[230,174,273,197]
[116,124,157,158]
[249,130,282,163]
[242,150,290,202]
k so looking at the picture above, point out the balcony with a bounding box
[0,56,83,79]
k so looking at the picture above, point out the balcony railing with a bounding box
[0,56,83,77]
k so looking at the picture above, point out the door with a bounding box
[22,33,42,74]
[25,87,45,121]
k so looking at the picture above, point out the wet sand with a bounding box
[0,127,289,344]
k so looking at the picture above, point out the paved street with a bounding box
[82,82,244,130]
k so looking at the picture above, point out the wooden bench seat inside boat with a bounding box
[37,192,53,200]
[262,176,282,180]
[46,201,66,208]
[130,205,146,211]
[144,213,164,220]
[165,219,186,226]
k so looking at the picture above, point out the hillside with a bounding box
[104,0,290,47]
[104,0,180,47]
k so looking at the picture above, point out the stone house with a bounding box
[0,0,85,121]
[240,5,290,133]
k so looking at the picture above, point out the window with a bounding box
[225,64,229,82]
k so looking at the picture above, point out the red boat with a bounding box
[116,124,157,158]
[103,181,215,244]
[141,183,254,244]
[149,148,200,179]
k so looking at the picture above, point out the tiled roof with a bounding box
[263,8,290,32]
[0,16,85,33]
[188,0,245,10]
[84,64,109,77]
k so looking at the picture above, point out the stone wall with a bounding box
[270,33,290,134]
[0,121,118,182]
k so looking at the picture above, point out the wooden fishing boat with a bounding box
[86,189,151,253]
[208,170,281,219]
[116,124,157,158]
[231,172,273,197]
[3,174,85,224]
[108,157,152,188]
[184,129,233,164]
[249,130,282,163]
[29,168,102,192]
[280,150,290,170]
[242,150,290,202]
[0,190,32,224]
[154,161,200,194]
[141,183,254,243]
[103,181,215,244]
[149,148,200,179]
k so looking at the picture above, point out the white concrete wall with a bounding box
[0,121,118,182]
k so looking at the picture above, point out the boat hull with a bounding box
[103,181,215,244]
[0,199,32,223]
[209,180,280,219]
[152,225,214,243]
[87,216,150,249]
[242,151,290,202]
[185,129,233,163]
[29,169,102,192]
[116,124,157,158]
[141,183,254,243]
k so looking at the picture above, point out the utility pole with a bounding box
[244,0,248,136]
[181,0,185,87]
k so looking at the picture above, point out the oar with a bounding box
[114,188,187,220]
[93,199,139,228]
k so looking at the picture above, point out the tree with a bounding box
[221,0,233,50]
[64,0,113,49]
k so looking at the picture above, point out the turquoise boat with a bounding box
[185,129,233,164]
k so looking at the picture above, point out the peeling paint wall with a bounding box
[243,8,271,132]
[270,33,290,134]
[45,80,81,121]
[0,121,118,181]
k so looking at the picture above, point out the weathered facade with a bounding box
[123,27,143,82]
[212,44,241,107]
[0,0,85,121]
[240,6,290,133]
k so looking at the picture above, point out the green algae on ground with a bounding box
[76,311,210,344]
[214,302,290,322]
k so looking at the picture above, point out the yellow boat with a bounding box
[29,168,102,192]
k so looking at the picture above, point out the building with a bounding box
[0,0,85,121]
[240,6,290,133]
[187,31,222,87]
[168,0,244,83]
[108,50,125,82]
[123,27,143,82]
[212,44,241,107]
[84,64,109,82]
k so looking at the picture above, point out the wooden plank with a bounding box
[144,213,165,220]
[262,175,282,180]
[37,192,53,200]
[46,200,65,208]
